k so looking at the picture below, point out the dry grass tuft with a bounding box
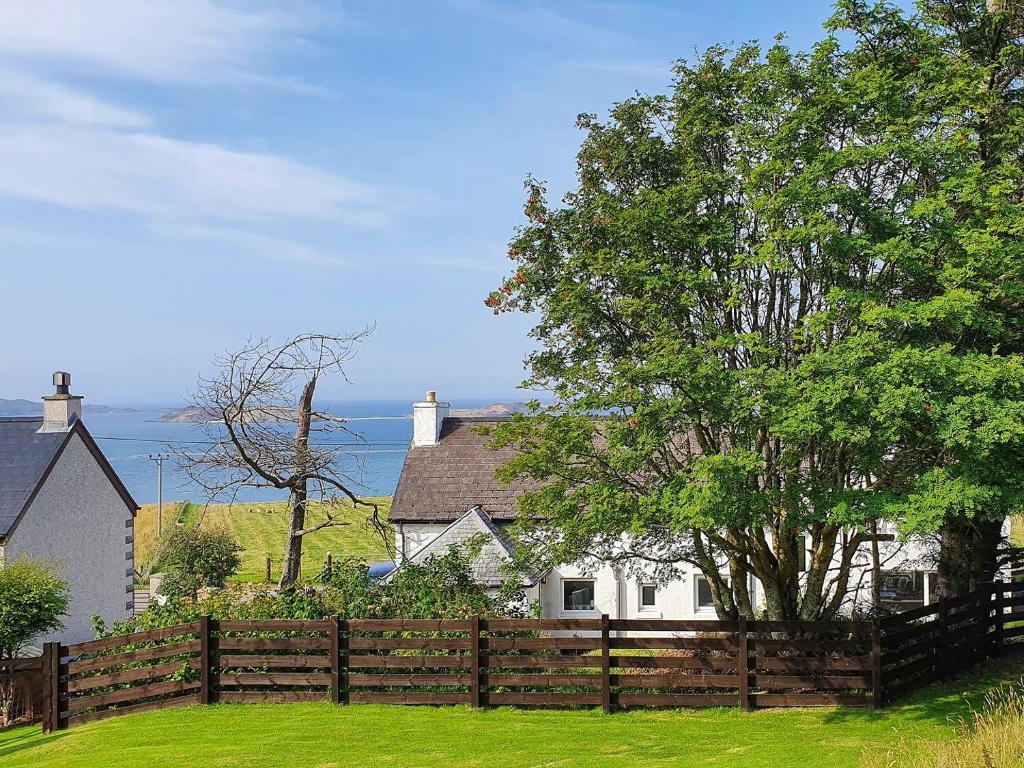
[869,679,1024,768]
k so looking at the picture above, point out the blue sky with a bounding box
[0,0,856,405]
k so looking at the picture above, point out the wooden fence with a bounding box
[32,581,1023,731]
[879,581,1024,703]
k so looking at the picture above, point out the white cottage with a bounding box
[0,373,138,644]
[389,392,944,621]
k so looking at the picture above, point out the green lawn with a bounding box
[4,654,1023,768]
[136,498,393,583]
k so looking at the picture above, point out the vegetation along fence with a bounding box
[33,581,1024,731]
[1,657,43,728]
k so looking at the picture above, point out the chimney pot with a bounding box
[426,390,436,403]
[40,370,83,432]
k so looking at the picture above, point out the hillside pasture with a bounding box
[135,498,393,583]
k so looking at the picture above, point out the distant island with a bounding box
[153,402,532,424]
[0,398,139,417]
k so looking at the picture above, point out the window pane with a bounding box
[697,577,714,607]
[641,585,656,607]
[697,576,730,609]
[880,570,925,609]
[563,580,595,611]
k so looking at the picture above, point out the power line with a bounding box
[94,434,410,447]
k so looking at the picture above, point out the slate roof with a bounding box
[388,506,541,587]
[389,417,532,523]
[0,417,138,539]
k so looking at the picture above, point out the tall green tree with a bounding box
[488,1,1024,619]
[828,0,1024,595]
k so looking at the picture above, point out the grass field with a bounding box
[3,654,1023,768]
[135,498,393,583]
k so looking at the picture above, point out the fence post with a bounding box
[42,642,62,732]
[40,643,52,733]
[470,615,481,709]
[601,614,611,714]
[265,555,272,583]
[992,581,1005,658]
[937,597,949,678]
[737,615,750,711]
[199,615,211,705]
[871,619,882,710]
[330,615,341,705]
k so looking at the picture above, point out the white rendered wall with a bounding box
[4,433,133,645]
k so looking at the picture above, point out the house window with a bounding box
[879,570,935,609]
[640,584,657,609]
[696,575,730,611]
[562,579,596,611]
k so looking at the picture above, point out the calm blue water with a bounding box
[87,399,503,504]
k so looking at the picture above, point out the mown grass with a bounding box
[135,498,393,584]
[3,654,1024,768]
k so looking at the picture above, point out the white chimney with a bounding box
[412,390,449,447]
[40,371,83,432]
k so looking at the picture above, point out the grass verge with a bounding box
[3,653,1023,768]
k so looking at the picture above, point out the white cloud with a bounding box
[0,2,383,254]
[152,223,359,269]
[0,71,150,127]
[0,1,311,84]
[0,125,384,226]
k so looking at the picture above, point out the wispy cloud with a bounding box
[0,125,384,226]
[152,223,359,269]
[0,70,151,128]
[450,0,626,47]
[0,2,384,235]
[0,1,319,84]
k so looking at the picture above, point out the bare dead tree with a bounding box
[174,330,389,587]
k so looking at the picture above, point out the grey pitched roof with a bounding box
[0,417,138,539]
[0,418,71,536]
[389,417,532,523]
[389,506,541,587]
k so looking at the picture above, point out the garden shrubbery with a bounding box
[155,525,243,600]
[108,542,527,636]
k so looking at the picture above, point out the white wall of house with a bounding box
[396,517,952,624]
[395,522,454,561]
[3,433,133,645]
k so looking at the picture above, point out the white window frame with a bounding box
[638,583,657,612]
[560,577,597,614]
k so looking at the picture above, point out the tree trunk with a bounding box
[278,376,317,588]
[280,485,307,587]
[936,516,1003,598]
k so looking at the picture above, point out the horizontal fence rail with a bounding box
[30,581,1024,730]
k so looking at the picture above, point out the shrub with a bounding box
[157,525,242,599]
[0,558,68,723]
[117,542,529,632]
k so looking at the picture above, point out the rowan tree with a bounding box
[488,0,1024,619]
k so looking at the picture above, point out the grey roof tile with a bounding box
[389,418,533,523]
[0,418,69,536]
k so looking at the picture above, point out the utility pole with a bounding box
[148,454,165,537]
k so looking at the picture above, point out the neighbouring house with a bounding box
[0,373,137,645]
[389,391,959,623]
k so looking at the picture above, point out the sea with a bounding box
[87,399,507,505]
